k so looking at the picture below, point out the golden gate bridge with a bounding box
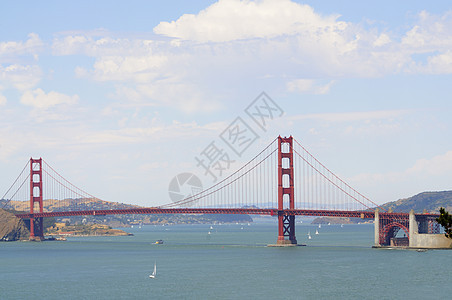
[1,136,441,246]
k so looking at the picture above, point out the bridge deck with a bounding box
[14,208,439,220]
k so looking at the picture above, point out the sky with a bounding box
[1,0,452,207]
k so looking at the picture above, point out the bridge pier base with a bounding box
[29,216,44,241]
[276,214,297,245]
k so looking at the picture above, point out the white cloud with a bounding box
[0,33,43,60]
[20,88,79,109]
[154,0,346,43]
[290,109,409,123]
[0,93,6,105]
[52,33,158,57]
[89,54,168,82]
[0,64,42,90]
[47,3,452,115]
[422,50,452,74]
[286,79,335,94]
[406,151,452,176]
[401,11,452,52]
[0,34,43,91]
[52,35,91,56]
[349,150,452,188]
[373,33,391,47]
[136,79,223,113]
[401,11,452,74]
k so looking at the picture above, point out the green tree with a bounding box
[436,207,452,239]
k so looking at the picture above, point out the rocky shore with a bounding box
[0,208,30,241]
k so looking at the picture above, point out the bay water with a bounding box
[1,223,451,299]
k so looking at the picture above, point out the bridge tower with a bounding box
[29,158,44,240]
[276,136,297,246]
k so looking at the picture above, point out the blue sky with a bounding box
[1,0,451,207]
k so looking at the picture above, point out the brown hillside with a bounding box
[0,208,30,241]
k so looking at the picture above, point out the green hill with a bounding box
[380,191,452,213]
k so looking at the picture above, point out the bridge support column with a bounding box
[275,136,297,246]
[409,209,417,248]
[374,208,380,247]
[29,158,44,241]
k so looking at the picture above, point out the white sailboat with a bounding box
[149,262,157,279]
[318,224,321,229]
[308,231,312,239]
[315,229,319,235]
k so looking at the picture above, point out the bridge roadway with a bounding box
[15,208,440,226]
[14,208,374,219]
[15,208,437,220]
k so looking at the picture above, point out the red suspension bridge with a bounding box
[1,136,441,246]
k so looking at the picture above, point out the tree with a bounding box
[436,207,452,239]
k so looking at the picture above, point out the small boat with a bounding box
[149,262,157,279]
[208,231,211,235]
[416,249,428,252]
[327,223,331,226]
[155,240,163,244]
[308,232,312,240]
[341,224,344,228]
[318,224,321,229]
[210,226,214,230]
[315,229,319,235]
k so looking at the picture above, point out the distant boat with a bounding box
[210,226,213,230]
[318,224,321,228]
[155,240,163,244]
[308,231,312,239]
[327,223,331,226]
[149,262,157,279]
[315,229,319,235]
[208,231,211,235]
[341,224,344,228]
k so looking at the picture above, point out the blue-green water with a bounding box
[1,223,451,299]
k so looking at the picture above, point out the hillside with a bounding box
[379,191,452,213]
[0,199,252,226]
[0,209,29,241]
[311,190,452,224]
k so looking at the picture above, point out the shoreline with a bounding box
[45,233,134,237]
